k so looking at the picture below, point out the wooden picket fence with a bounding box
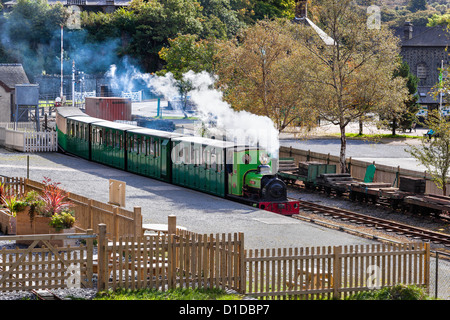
[97,224,245,292]
[1,126,57,152]
[0,231,96,292]
[245,242,430,300]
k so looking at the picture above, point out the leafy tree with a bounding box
[158,34,218,116]
[294,0,409,173]
[0,0,68,76]
[408,110,450,195]
[380,60,419,135]
[198,0,246,38]
[427,13,450,27]
[158,34,217,78]
[214,18,317,132]
[407,0,427,13]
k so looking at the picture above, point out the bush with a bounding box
[49,210,76,230]
[346,284,432,300]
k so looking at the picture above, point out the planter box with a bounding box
[0,208,16,235]
[16,209,77,247]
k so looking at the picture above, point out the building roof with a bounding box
[417,86,439,104]
[0,64,30,92]
[394,24,450,47]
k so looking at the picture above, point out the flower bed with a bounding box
[1,177,77,247]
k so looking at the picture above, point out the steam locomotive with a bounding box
[56,107,299,215]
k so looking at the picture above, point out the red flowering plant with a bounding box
[40,177,74,218]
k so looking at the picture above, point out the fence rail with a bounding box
[245,242,430,300]
[0,231,95,292]
[97,224,244,292]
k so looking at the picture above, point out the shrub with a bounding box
[49,210,76,230]
[346,284,432,300]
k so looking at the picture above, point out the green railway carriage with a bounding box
[90,121,138,170]
[171,136,234,197]
[65,116,103,160]
[126,127,183,183]
[55,107,91,152]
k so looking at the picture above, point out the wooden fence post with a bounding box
[333,246,342,299]
[86,229,94,288]
[239,232,245,294]
[424,242,430,294]
[113,207,119,240]
[88,199,93,230]
[133,207,142,238]
[168,234,175,290]
[97,223,107,291]
[168,215,176,235]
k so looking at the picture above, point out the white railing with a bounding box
[74,91,96,103]
[0,123,57,152]
[121,91,142,102]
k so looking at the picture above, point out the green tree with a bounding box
[0,0,68,76]
[158,34,217,78]
[381,61,419,135]
[214,18,317,132]
[158,34,218,116]
[407,0,427,13]
[198,0,246,38]
[427,13,450,27]
[408,110,450,195]
[294,0,408,173]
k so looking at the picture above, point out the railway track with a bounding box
[293,199,450,247]
[31,289,64,300]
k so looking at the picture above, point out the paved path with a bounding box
[0,148,377,249]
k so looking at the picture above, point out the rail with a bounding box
[294,199,450,247]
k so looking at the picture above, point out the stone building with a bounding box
[0,64,30,122]
[395,22,450,115]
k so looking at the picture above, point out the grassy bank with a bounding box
[94,287,244,300]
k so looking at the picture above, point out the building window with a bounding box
[417,63,428,79]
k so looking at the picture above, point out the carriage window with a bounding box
[155,139,160,157]
[115,132,120,149]
[140,137,145,154]
[178,147,184,162]
[216,151,222,172]
[135,137,140,153]
[106,130,110,147]
[184,145,190,164]
[150,138,155,156]
[211,149,217,171]
[128,135,133,152]
[99,129,103,145]
[204,149,209,169]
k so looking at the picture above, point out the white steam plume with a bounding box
[105,63,280,157]
[149,70,279,158]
